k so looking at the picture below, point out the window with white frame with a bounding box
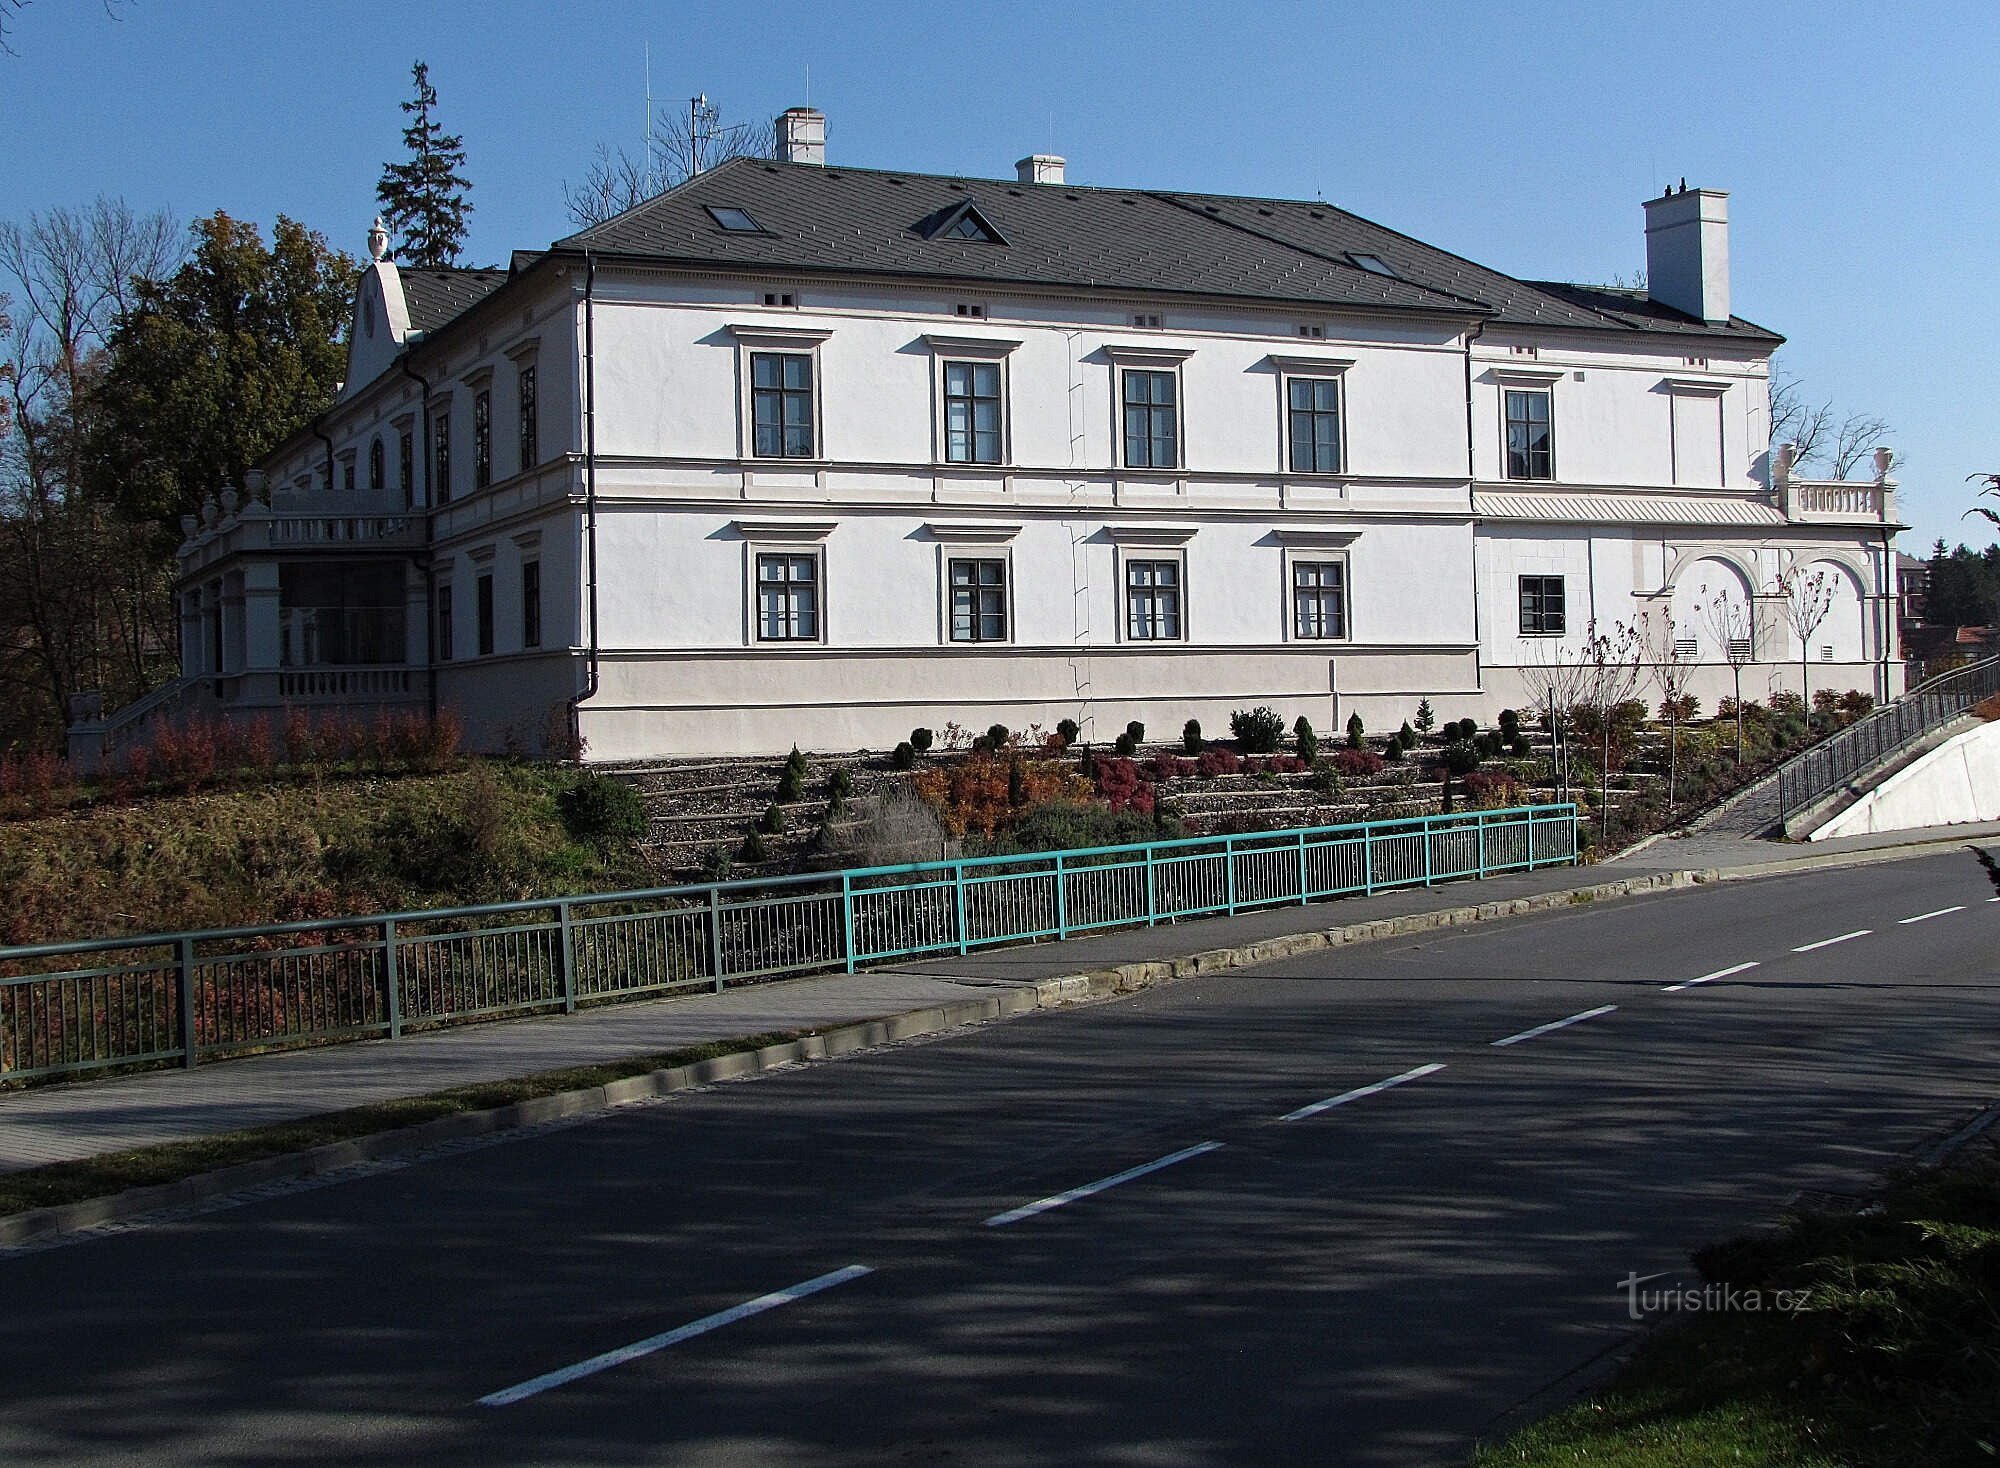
[1518,574,1566,634]
[948,557,1008,642]
[943,361,1003,464]
[1504,388,1554,480]
[756,552,820,641]
[1122,368,1179,469]
[1125,557,1183,641]
[751,352,815,458]
[1291,559,1348,639]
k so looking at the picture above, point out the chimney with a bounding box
[1016,154,1065,185]
[1642,183,1730,324]
[775,107,825,166]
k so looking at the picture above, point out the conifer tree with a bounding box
[375,60,472,267]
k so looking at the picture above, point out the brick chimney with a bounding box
[1643,184,1730,324]
[775,107,825,166]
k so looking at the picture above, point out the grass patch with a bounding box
[1473,1139,2000,1467]
[0,1028,812,1219]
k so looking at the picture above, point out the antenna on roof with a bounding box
[805,64,812,107]
[643,43,656,172]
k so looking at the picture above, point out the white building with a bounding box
[76,110,1903,763]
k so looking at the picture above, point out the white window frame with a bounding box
[1273,528,1360,644]
[926,522,1021,646]
[1106,526,1197,645]
[1269,354,1355,477]
[733,519,836,647]
[1495,367,1562,482]
[727,325,832,463]
[1104,344,1194,473]
[1517,573,1568,637]
[922,334,1021,468]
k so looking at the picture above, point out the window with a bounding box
[954,302,985,318]
[756,553,820,641]
[1125,559,1183,641]
[762,291,797,308]
[1297,323,1325,339]
[435,584,454,661]
[1292,560,1347,640]
[399,430,414,507]
[707,205,763,232]
[473,390,492,489]
[751,352,815,458]
[341,458,355,493]
[521,560,541,649]
[1287,377,1343,474]
[1122,369,1178,469]
[476,573,494,656]
[1504,388,1553,480]
[944,361,1002,464]
[368,438,384,493]
[949,558,1008,642]
[1518,575,1566,635]
[1348,253,1398,278]
[517,365,538,471]
[433,411,452,504]
[1132,312,1163,329]
[938,209,1000,242]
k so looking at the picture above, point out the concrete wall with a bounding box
[1811,718,2000,839]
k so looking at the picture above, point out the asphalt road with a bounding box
[4,842,1998,1467]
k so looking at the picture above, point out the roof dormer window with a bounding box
[707,206,764,233]
[923,201,1006,245]
[1348,253,1398,278]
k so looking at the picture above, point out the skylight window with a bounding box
[707,206,764,233]
[1348,253,1398,278]
[921,201,1007,245]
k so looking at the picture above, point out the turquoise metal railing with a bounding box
[0,803,1576,1084]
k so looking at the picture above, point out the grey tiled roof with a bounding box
[554,158,1781,343]
[400,267,510,334]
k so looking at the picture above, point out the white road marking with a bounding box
[1663,961,1759,993]
[1491,1004,1618,1048]
[1279,1063,1447,1122]
[1792,930,1871,952]
[477,1264,874,1406]
[983,1141,1224,1228]
[1899,906,1965,924]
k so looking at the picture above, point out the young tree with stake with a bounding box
[1700,581,1756,765]
[1773,563,1836,714]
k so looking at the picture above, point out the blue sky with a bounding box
[3,0,1993,552]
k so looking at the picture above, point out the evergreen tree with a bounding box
[375,61,472,267]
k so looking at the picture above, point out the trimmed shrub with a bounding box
[1146,752,1195,781]
[758,802,786,834]
[1114,731,1137,757]
[1266,754,1307,774]
[1498,708,1520,738]
[910,727,934,753]
[1509,735,1531,757]
[776,766,804,802]
[891,741,916,770]
[785,745,808,777]
[1294,716,1319,764]
[1308,765,1343,795]
[740,829,767,863]
[1125,720,1146,746]
[1331,747,1384,777]
[1454,717,1479,741]
[556,771,647,853]
[1345,711,1365,749]
[1230,706,1285,754]
[1055,718,1081,748]
[1182,718,1203,754]
[985,723,1012,751]
[1383,740,1405,763]
[1397,720,1417,751]
[1091,756,1155,816]
[828,768,853,799]
[1441,739,1480,776]
[1769,690,1807,717]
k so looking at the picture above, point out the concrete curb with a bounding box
[5,830,1988,1249]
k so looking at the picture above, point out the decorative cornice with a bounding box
[919,333,1024,357]
[1101,342,1196,367]
[1490,366,1566,386]
[730,518,838,540]
[725,323,835,349]
[1265,354,1356,375]
[1104,524,1199,545]
[1660,375,1732,396]
[923,521,1022,542]
[1270,526,1361,547]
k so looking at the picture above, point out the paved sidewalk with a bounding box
[4,821,1995,1177]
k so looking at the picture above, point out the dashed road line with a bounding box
[1899,906,1965,924]
[478,1264,875,1406]
[1279,1064,1446,1123]
[1491,1005,1618,1048]
[983,1141,1224,1228]
[1793,930,1871,953]
[1663,961,1759,993]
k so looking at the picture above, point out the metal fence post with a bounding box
[176,936,197,1069]
[1363,823,1376,894]
[707,886,725,993]
[1476,811,1488,876]
[1296,830,1309,904]
[1224,835,1238,913]
[1145,845,1158,925]
[558,900,577,1014]
[383,918,401,1040]
[841,872,857,973]
[1054,853,1069,938]
[954,861,970,955]
[1422,816,1435,886]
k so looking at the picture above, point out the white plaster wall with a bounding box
[1811,719,2000,839]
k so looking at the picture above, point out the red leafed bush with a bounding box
[1461,770,1522,807]
[1331,748,1384,777]
[1146,753,1195,781]
[1265,755,1307,774]
[1197,747,1242,778]
[1092,756,1156,817]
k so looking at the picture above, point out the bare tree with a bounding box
[1773,563,1836,713]
[1518,633,1595,802]
[1968,472,2000,529]
[1,0,130,56]
[563,97,776,229]
[1576,620,1644,847]
[1700,581,1756,764]
[1769,360,1897,481]
[1636,608,1697,808]
[1827,413,1896,480]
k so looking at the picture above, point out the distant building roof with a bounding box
[555,158,1782,343]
